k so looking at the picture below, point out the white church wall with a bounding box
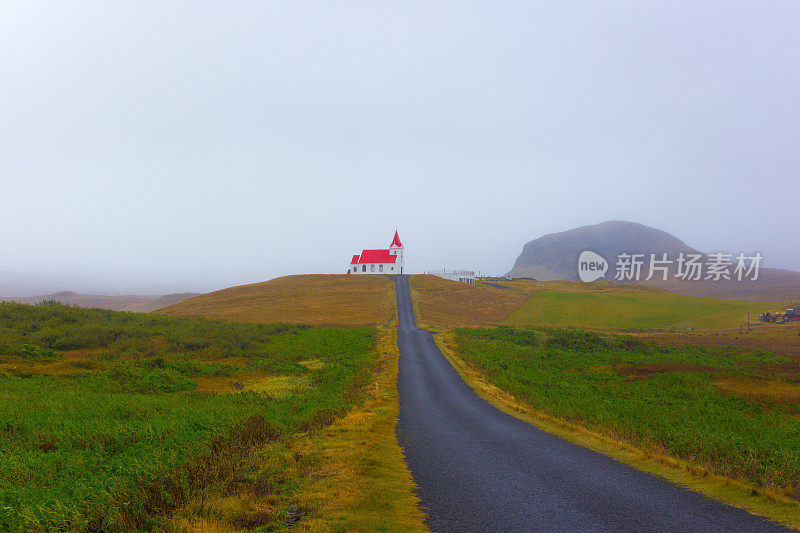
[349,262,399,274]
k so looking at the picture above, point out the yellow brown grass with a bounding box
[290,325,427,532]
[715,377,800,405]
[0,357,106,377]
[192,372,309,397]
[156,275,395,327]
[409,275,526,329]
[643,323,800,362]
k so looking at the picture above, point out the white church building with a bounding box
[348,231,404,275]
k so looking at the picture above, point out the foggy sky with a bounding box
[1,1,799,295]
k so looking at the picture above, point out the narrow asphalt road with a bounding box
[392,275,790,532]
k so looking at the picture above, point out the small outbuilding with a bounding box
[426,269,476,285]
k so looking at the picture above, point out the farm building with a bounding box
[426,269,476,285]
[348,231,404,275]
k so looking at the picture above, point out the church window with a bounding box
[379,265,383,272]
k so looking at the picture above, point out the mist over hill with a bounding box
[0,291,200,312]
[508,221,800,300]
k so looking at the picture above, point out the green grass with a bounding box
[453,326,800,493]
[0,301,379,531]
[505,289,779,330]
[181,326,428,532]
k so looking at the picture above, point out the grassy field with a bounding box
[412,276,795,340]
[505,289,781,330]
[409,275,525,329]
[449,326,800,498]
[0,300,420,531]
[157,275,395,327]
[168,325,427,532]
[643,325,800,363]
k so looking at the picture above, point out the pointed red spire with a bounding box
[390,230,403,248]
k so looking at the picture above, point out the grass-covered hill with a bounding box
[409,275,527,328]
[156,274,395,327]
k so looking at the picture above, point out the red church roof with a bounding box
[357,249,397,263]
[390,230,403,248]
[351,255,360,264]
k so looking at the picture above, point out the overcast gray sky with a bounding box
[1,1,798,295]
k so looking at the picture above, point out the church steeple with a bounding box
[390,230,403,248]
[389,230,404,274]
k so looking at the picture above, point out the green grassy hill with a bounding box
[505,289,779,330]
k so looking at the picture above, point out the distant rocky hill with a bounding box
[0,291,201,312]
[507,221,800,300]
[508,221,699,281]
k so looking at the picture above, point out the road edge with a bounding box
[433,331,800,531]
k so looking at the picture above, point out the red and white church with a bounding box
[348,231,404,275]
